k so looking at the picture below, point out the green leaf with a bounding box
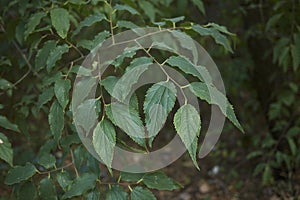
[77,31,109,50]
[0,132,13,166]
[106,103,145,147]
[190,82,244,132]
[164,16,185,23]
[138,0,157,22]
[131,187,156,200]
[39,178,57,200]
[37,152,56,169]
[262,165,272,185]
[5,163,37,185]
[117,20,139,29]
[93,119,116,167]
[174,104,200,169]
[24,12,47,40]
[62,173,97,199]
[73,13,107,36]
[114,4,139,15]
[74,99,99,136]
[35,40,57,72]
[57,171,72,191]
[101,76,119,96]
[191,0,205,15]
[167,56,212,83]
[144,82,177,146]
[72,77,97,109]
[120,172,144,182]
[142,171,181,190]
[292,34,300,71]
[0,115,20,132]
[50,8,70,39]
[46,44,69,72]
[49,100,64,141]
[106,185,128,200]
[54,79,71,109]
[17,181,37,200]
[37,87,54,110]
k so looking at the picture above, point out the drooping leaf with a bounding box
[144,81,177,146]
[142,171,181,190]
[39,178,57,200]
[54,78,71,109]
[117,20,139,29]
[57,171,72,191]
[167,56,212,84]
[93,119,116,167]
[174,104,201,169]
[106,103,145,147]
[0,115,20,132]
[106,185,128,200]
[49,100,64,141]
[62,173,97,199]
[291,34,300,71]
[73,13,107,36]
[114,4,139,15]
[0,132,13,166]
[46,44,69,72]
[191,0,205,15]
[266,13,283,31]
[50,8,70,39]
[5,163,37,185]
[24,12,47,40]
[37,87,54,110]
[131,187,156,200]
[189,82,244,132]
[86,190,101,200]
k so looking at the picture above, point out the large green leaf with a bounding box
[39,178,57,200]
[0,115,20,132]
[37,152,56,169]
[106,185,128,200]
[142,171,181,190]
[189,82,244,132]
[167,56,212,84]
[73,13,107,36]
[62,173,97,199]
[93,119,116,167]
[54,79,71,109]
[0,132,13,166]
[49,100,64,141]
[5,163,37,185]
[143,81,176,146]
[106,103,145,147]
[46,44,69,72]
[50,8,70,39]
[174,104,200,169]
[131,187,156,200]
[24,12,47,40]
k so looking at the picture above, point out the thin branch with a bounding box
[37,163,73,175]
[70,149,79,177]
[109,0,115,44]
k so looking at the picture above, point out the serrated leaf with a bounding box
[74,99,99,136]
[262,165,272,185]
[73,13,107,36]
[5,163,37,185]
[54,79,71,109]
[114,4,139,15]
[0,115,20,132]
[62,173,97,199]
[49,100,64,141]
[46,44,69,72]
[93,119,116,167]
[37,87,54,109]
[167,56,212,83]
[189,82,244,132]
[72,77,97,109]
[191,0,205,15]
[117,20,139,29]
[0,132,13,166]
[106,185,128,200]
[39,178,57,200]
[50,8,70,39]
[77,31,109,50]
[138,0,156,22]
[287,137,297,156]
[131,187,156,200]
[106,103,145,147]
[266,13,283,31]
[142,171,181,190]
[35,40,57,72]
[24,12,47,40]
[144,82,176,146]
[174,104,200,169]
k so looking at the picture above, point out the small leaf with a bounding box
[191,0,205,15]
[24,12,47,40]
[50,8,70,39]
[54,79,71,109]
[46,44,69,72]
[73,13,107,36]
[0,115,20,132]
[39,178,57,200]
[49,100,64,141]
[291,33,300,71]
[5,163,37,185]
[114,4,139,15]
[93,119,116,167]
[37,87,54,109]
[57,171,72,191]
[106,185,128,200]
[0,132,13,166]
[287,137,297,156]
[131,187,156,200]
[174,104,201,169]
[72,77,97,109]
[62,173,97,199]
[117,20,139,29]
[142,171,181,190]
[164,16,185,23]
[266,13,283,31]
[37,152,56,169]
[17,181,37,200]
[35,40,57,72]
